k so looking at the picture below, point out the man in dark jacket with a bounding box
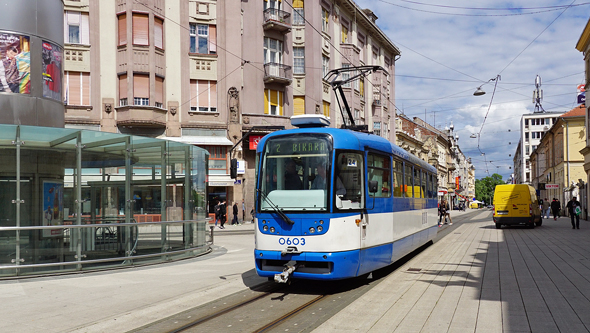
[232,202,239,225]
[218,201,227,229]
[550,198,561,220]
[566,196,581,229]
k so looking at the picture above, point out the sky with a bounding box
[354,0,589,180]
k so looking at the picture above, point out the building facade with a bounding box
[61,0,399,217]
[576,17,590,220]
[514,112,563,184]
[396,115,474,206]
[529,105,586,217]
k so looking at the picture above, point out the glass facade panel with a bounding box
[0,125,210,278]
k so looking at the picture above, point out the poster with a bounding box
[0,33,30,94]
[42,40,62,101]
[42,181,64,238]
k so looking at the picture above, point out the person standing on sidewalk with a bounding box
[551,198,561,220]
[219,201,227,229]
[232,201,239,225]
[542,198,550,219]
[242,199,245,223]
[566,196,581,229]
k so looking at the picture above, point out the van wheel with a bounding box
[495,223,501,229]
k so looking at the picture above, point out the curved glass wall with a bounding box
[0,125,209,278]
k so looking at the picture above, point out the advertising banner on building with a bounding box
[0,33,30,94]
[249,135,264,150]
[42,40,62,101]
[42,180,64,238]
[578,84,585,104]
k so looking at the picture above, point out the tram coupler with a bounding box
[274,261,298,283]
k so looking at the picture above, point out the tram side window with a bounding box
[404,164,412,198]
[413,168,423,198]
[335,151,364,209]
[367,153,391,198]
[392,159,403,197]
[428,173,436,198]
[420,170,427,199]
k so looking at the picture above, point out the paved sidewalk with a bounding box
[314,212,590,332]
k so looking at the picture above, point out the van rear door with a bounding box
[495,190,528,217]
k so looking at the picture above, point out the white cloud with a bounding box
[355,0,587,179]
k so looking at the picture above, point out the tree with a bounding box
[475,173,504,205]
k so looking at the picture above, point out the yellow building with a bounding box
[530,105,586,215]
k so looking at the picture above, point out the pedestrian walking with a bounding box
[566,196,581,229]
[438,199,452,226]
[232,202,239,225]
[242,199,246,223]
[550,198,561,220]
[214,201,220,227]
[219,201,227,229]
[542,198,550,219]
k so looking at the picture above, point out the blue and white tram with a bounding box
[254,115,438,283]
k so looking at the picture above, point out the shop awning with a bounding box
[162,136,233,146]
[208,175,235,187]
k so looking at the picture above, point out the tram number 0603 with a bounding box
[278,237,306,246]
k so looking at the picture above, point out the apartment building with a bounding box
[577,17,590,218]
[61,0,399,216]
[514,112,563,184]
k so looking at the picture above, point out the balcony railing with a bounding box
[263,8,291,33]
[263,63,292,85]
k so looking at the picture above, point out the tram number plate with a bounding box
[278,237,306,246]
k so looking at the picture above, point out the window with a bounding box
[321,7,329,33]
[342,64,350,88]
[405,164,413,198]
[133,13,149,46]
[154,17,163,49]
[264,37,283,65]
[524,118,529,126]
[414,168,423,198]
[64,71,90,105]
[190,24,217,54]
[354,109,361,124]
[264,0,282,10]
[341,23,348,44]
[133,74,149,105]
[525,132,529,141]
[119,74,127,106]
[322,55,329,78]
[335,151,365,209]
[293,96,305,115]
[525,145,530,155]
[428,173,435,198]
[373,121,381,136]
[383,122,388,138]
[293,0,304,25]
[65,11,89,44]
[205,146,228,175]
[118,13,127,46]
[155,76,163,108]
[293,47,305,74]
[360,78,364,97]
[368,153,391,198]
[358,36,365,63]
[264,89,283,115]
[392,159,403,197]
[323,101,330,117]
[190,80,217,112]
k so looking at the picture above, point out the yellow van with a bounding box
[493,184,542,229]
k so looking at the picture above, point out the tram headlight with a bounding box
[317,226,323,232]
[263,225,268,232]
[319,220,324,224]
[309,227,315,233]
[270,227,275,233]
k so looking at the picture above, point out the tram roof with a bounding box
[257,127,436,173]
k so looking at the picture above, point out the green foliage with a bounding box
[475,173,504,205]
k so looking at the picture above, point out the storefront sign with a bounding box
[237,160,245,174]
[209,181,235,187]
[249,135,264,150]
[545,184,559,189]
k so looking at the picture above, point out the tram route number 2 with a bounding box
[278,237,306,246]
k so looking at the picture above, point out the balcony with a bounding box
[263,8,291,33]
[116,105,167,127]
[263,63,292,85]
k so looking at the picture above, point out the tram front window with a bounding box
[260,135,332,211]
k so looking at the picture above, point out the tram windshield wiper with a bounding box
[257,189,294,225]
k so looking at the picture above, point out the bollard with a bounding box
[209,225,215,244]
